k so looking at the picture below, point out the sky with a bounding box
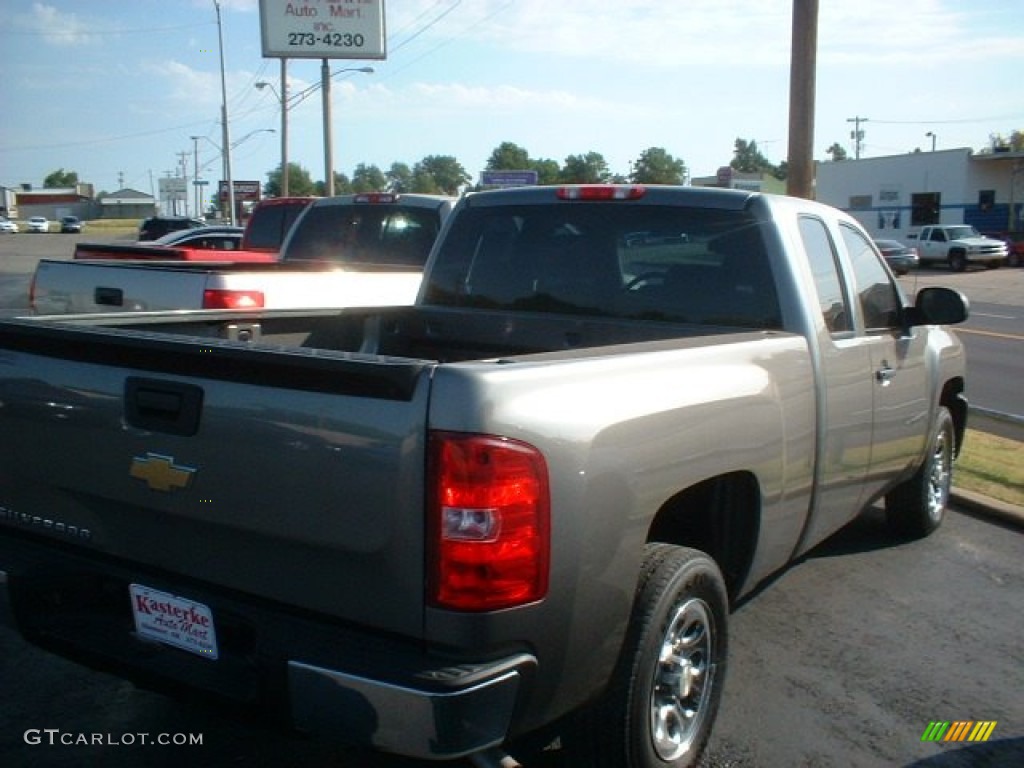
[1,0,1022,202]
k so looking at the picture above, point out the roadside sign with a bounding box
[480,170,539,188]
[218,180,261,202]
[259,0,386,60]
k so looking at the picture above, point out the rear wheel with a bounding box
[886,406,955,538]
[566,544,728,767]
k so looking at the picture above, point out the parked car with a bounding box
[27,216,50,233]
[150,225,245,250]
[60,216,83,233]
[983,231,1024,267]
[138,216,206,241]
[874,238,919,275]
[0,217,18,234]
[1006,232,1024,267]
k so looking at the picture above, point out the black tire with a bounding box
[566,544,728,767]
[948,250,968,272]
[886,406,955,538]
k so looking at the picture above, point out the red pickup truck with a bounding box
[73,197,314,262]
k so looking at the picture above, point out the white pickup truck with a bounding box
[908,224,1008,271]
[30,194,455,313]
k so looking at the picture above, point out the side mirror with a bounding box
[906,286,969,327]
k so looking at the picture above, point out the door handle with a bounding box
[94,286,124,306]
[875,362,896,386]
[125,377,204,436]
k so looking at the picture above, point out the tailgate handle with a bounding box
[95,286,124,306]
[125,378,204,436]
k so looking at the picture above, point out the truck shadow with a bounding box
[902,737,1024,767]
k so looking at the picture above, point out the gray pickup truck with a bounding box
[0,185,968,767]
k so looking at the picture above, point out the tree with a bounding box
[351,163,387,193]
[413,155,470,196]
[987,130,1024,152]
[264,162,316,197]
[824,143,848,162]
[731,138,775,174]
[314,171,351,196]
[561,152,611,183]
[630,147,687,184]
[386,162,413,193]
[486,142,532,171]
[411,168,440,194]
[43,169,79,188]
[532,158,561,185]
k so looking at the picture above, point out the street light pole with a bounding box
[214,0,236,225]
[280,59,289,196]
[255,59,290,197]
[926,131,937,152]
[322,59,334,196]
[320,65,373,197]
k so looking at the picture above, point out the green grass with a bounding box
[77,219,139,236]
[956,429,1024,508]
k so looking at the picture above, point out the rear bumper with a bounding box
[0,533,535,760]
[289,656,531,759]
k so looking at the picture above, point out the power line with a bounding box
[868,114,1024,126]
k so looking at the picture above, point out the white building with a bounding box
[815,148,1024,242]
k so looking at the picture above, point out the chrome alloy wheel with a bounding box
[926,425,952,523]
[649,597,715,762]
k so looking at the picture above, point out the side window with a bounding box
[798,216,851,333]
[841,224,902,330]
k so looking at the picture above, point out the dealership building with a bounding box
[814,147,1024,241]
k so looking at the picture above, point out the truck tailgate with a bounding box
[0,321,434,638]
[32,259,220,313]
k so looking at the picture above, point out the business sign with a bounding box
[259,0,386,60]
[218,180,262,202]
[158,177,188,202]
[480,170,539,188]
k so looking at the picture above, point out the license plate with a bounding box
[129,584,219,660]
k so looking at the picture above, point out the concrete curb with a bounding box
[951,487,1024,529]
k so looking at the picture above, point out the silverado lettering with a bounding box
[0,185,969,767]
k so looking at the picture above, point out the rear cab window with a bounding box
[424,202,782,329]
[284,203,441,265]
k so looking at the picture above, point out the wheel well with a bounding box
[646,472,760,602]
[941,377,967,457]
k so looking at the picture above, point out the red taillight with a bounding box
[428,432,550,611]
[354,193,397,204]
[202,290,265,309]
[556,185,646,201]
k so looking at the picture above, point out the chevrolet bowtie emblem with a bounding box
[130,453,196,492]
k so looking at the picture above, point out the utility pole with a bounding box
[190,136,202,217]
[786,0,818,199]
[177,151,190,216]
[847,115,869,159]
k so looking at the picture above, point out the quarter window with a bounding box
[841,224,902,330]
[798,216,851,333]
